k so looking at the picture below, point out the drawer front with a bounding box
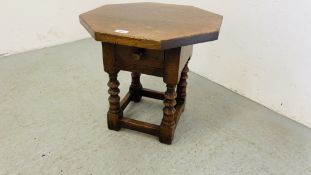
[115,45,164,76]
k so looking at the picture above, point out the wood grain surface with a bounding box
[80,2,222,49]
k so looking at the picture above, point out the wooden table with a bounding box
[80,2,222,144]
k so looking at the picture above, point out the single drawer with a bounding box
[115,45,164,76]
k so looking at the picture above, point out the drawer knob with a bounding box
[132,49,143,61]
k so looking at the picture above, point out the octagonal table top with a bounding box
[80,2,223,50]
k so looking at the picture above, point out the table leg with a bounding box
[159,84,177,144]
[107,72,122,130]
[130,72,142,102]
[177,62,189,103]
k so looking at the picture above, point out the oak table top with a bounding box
[79,2,223,50]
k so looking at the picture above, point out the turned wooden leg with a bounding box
[107,72,122,130]
[159,84,177,144]
[177,62,189,103]
[130,72,142,102]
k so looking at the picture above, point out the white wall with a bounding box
[0,0,105,56]
[1,0,310,128]
[188,0,311,128]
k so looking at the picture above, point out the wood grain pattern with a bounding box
[80,2,222,49]
[163,46,191,85]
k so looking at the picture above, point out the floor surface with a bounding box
[0,39,310,175]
